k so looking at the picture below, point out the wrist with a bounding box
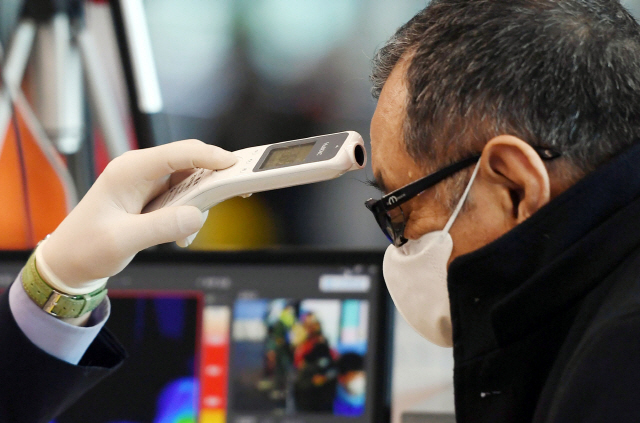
[22,245,109,319]
[36,237,108,295]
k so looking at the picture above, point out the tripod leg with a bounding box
[0,18,78,245]
[0,20,77,209]
[0,20,37,154]
[77,28,130,159]
[12,90,78,208]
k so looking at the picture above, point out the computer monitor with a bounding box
[0,250,391,423]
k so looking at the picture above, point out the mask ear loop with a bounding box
[442,160,481,235]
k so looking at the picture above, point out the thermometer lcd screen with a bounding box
[259,142,315,170]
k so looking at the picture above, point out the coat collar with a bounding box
[448,142,640,357]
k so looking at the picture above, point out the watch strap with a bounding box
[22,252,108,318]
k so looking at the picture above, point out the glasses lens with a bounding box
[365,199,406,246]
[387,209,406,247]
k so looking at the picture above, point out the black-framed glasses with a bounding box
[365,147,561,247]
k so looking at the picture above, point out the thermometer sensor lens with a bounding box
[259,142,315,170]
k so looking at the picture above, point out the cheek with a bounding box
[449,222,490,265]
[450,218,494,258]
[403,206,450,240]
[449,202,512,260]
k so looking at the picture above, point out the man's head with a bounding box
[370,0,640,261]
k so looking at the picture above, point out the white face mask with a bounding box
[382,162,480,347]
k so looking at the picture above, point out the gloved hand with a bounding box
[36,139,237,294]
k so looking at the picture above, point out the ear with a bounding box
[479,136,551,223]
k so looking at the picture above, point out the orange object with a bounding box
[0,109,72,250]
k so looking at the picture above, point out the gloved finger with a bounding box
[122,205,207,252]
[176,232,198,248]
[170,168,199,186]
[142,168,201,208]
[107,140,237,186]
[176,209,208,248]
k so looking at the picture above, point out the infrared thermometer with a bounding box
[143,131,366,215]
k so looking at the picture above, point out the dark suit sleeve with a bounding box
[546,313,640,423]
[0,287,126,423]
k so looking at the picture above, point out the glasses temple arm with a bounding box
[380,155,480,211]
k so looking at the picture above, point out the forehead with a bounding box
[370,58,424,192]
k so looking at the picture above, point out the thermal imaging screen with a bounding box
[52,293,201,423]
[231,298,369,417]
[0,252,386,423]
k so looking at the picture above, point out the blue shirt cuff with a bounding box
[8,273,110,365]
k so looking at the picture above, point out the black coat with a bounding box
[448,142,640,422]
[0,286,125,423]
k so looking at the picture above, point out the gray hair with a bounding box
[371,0,640,192]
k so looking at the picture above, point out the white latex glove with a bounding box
[37,139,237,294]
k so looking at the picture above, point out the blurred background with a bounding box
[0,0,431,251]
[138,0,430,250]
[3,0,640,250]
[143,0,429,250]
